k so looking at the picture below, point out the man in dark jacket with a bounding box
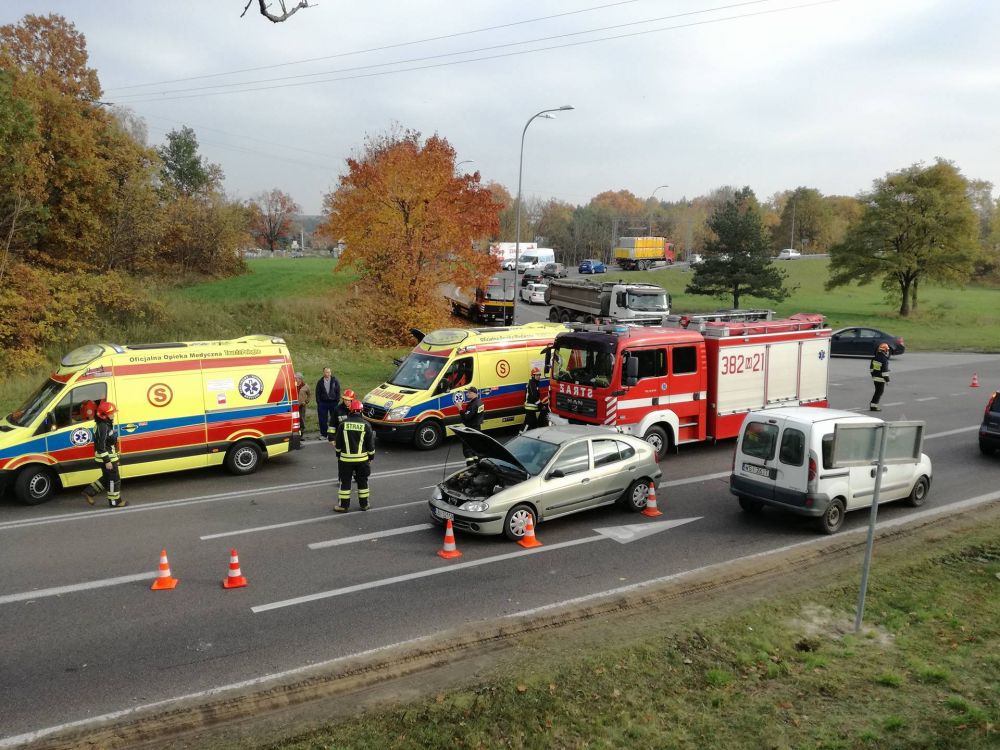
[459,386,485,465]
[315,366,341,438]
[332,399,375,512]
[82,401,125,508]
[869,342,891,411]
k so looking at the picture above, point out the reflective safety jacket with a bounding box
[524,379,547,411]
[460,395,485,430]
[334,415,375,462]
[869,351,890,383]
[94,418,119,464]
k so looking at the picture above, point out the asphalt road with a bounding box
[1,351,998,746]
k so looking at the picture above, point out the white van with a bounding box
[516,248,555,273]
[730,407,932,534]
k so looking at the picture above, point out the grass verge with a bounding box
[265,512,1000,750]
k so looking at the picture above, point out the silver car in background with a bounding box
[429,425,662,540]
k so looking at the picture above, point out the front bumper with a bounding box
[428,498,505,535]
[729,473,831,518]
[980,428,1000,451]
[369,420,419,443]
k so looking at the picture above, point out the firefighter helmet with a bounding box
[342,389,356,402]
[96,401,117,420]
[530,367,541,376]
[78,400,97,420]
[349,399,363,413]
[878,343,890,352]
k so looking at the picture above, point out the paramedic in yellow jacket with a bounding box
[82,401,126,508]
[331,399,375,512]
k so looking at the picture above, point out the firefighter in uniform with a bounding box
[82,401,125,507]
[459,386,485,465]
[869,342,891,411]
[334,389,356,426]
[523,367,548,431]
[332,399,374,511]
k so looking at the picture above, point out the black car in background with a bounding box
[980,390,1000,455]
[829,327,905,357]
[520,266,544,288]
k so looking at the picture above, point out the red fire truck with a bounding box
[546,313,831,458]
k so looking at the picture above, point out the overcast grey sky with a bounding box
[6,0,999,214]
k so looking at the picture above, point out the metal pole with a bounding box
[511,105,573,326]
[854,424,888,633]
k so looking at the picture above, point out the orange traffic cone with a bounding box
[437,519,463,559]
[518,516,542,548]
[641,482,663,517]
[151,549,178,590]
[222,548,248,589]
[970,372,980,388]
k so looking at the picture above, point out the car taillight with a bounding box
[808,456,817,482]
[896,337,904,346]
[731,445,737,472]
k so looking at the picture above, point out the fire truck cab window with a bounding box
[553,347,613,387]
[671,346,697,374]
[629,349,666,380]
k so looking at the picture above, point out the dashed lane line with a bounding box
[308,524,435,550]
[914,396,937,402]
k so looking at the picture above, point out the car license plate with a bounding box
[435,507,454,521]
[742,462,771,478]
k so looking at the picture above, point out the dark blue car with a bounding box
[578,259,607,274]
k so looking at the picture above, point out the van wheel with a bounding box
[504,503,536,541]
[905,476,929,507]
[413,420,443,451]
[225,440,262,475]
[738,496,764,514]
[816,498,845,535]
[15,466,58,505]
[642,426,669,460]
[619,478,651,512]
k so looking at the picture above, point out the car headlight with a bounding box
[431,486,443,501]
[459,500,490,513]
[387,406,410,421]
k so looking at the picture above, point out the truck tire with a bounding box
[558,311,572,323]
[413,420,443,451]
[642,426,669,460]
[548,308,560,323]
[15,465,58,505]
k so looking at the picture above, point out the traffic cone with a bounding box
[970,372,980,388]
[437,519,463,559]
[518,516,542,548]
[222,548,248,589]
[150,549,178,590]
[641,482,663,517]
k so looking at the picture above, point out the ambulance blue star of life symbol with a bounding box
[70,427,92,446]
[819,350,826,360]
[239,374,264,400]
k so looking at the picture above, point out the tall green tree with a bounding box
[157,126,222,196]
[686,186,792,308]
[773,187,834,253]
[826,159,980,316]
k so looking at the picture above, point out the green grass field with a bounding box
[2,257,998,417]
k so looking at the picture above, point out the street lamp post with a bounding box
[512,105,574,325]
[648,184,669,234]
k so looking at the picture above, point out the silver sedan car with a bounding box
[429,425,663,540]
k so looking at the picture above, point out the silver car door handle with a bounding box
[580,478,590,484]
[627,464,637,471]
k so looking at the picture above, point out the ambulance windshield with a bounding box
[552,346,615,388]
[388,353,446,390]
[7,379,65,428]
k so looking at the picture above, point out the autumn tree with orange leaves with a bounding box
[249,189,300,253]
[318,129,500,344]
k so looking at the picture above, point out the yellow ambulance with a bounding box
[0,335,301,504]
[362,322,569,450]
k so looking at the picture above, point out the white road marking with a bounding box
[914,396,937,402]
[5,491,999,748]
[253,519,700,613]
[0,572,154,606]
[882,401,905,407]
[830,383,842,387]
[308,524,434,549]
[925,425,980,440]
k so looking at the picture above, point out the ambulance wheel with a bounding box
[413,420,443,451]
[15,466,57,505]
[225,440,262,475]
[905,476,929,507]
[816,498,845,535]
[642,426,669,460]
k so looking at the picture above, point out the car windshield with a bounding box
[502,434,560,476]
[387,353,446,390]
[6,378,65,427]
[552,346,615,387]
[627,292,669,312]
[484,281,514,301]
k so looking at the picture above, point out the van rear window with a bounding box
[741,421,778,460]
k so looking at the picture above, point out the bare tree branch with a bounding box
[244,0,314,23]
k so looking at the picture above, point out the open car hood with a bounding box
[450,425,528,474]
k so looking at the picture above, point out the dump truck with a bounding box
[543,278,671,325]
[442,276,515,325]
[614,236,675,270]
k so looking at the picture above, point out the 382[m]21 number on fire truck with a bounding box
[545,313,831,459]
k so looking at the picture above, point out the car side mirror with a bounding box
[547,468,565,480]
